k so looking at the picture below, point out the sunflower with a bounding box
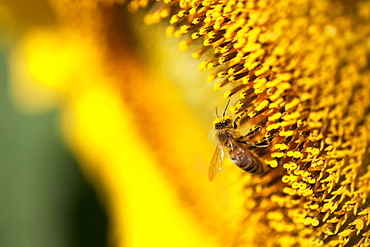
[4,0,370,246]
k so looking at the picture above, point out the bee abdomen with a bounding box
[240,162,263,174]
[230,150,264,175]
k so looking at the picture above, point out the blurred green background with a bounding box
[0,50,108,246]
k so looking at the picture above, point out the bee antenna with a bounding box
[215,107,220,118]
[222,100,231,117]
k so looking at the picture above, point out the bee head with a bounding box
[213,116,234,129]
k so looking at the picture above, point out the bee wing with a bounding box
[209,145,225,181]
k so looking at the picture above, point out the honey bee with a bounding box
[209,105,265,181]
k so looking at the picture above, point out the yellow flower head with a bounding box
[7,0,370,246]
[137,0,370,246]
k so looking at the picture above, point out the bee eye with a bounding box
[225,119,231,125]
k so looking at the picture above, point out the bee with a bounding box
[209,103,266,181]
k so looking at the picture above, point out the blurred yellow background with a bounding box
[0,1,108,247]
[0,1,239,247]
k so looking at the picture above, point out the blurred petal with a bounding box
[6,1,238,247]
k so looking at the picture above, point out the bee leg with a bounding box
[238,134,275,148]
[257,132,275,146]
[254,138,271,147]
[238,140,269,148]
[233,116,241,129]
[240,117,268,139]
